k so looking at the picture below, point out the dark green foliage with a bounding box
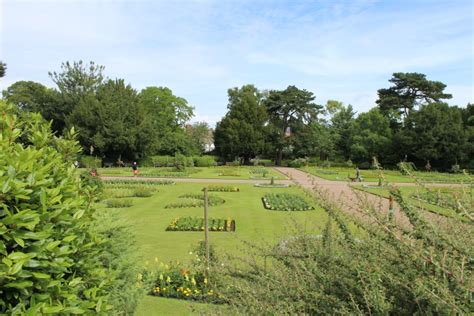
[214,85,268,164]
[265,85,323,165]
[349,108,392,163]
[397,103,466,169]
[0,101,145,313]
[377,72,452,120]
[0,61,6,78]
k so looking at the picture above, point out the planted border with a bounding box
[166,217,236,232]
[207,185,240,192]
[103,179,175,186]
[262,193,314,211]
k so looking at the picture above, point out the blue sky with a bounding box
[1,0,473,125]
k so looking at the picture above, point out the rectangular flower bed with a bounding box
[164,194,225,208]
[166,217,235,232]
[262,193,314,211]
[207,185,240,192]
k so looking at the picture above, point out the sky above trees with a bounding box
[1,0,472,126]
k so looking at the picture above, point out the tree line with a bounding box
[214,73,473,170]
[1,60,472,171]
[1,61,212,162]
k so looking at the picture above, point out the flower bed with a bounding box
[207,185,240,192]
[254,183,290,188]
[165,194,225,208]
[151,263,218,301]
[103,179,175,186]
[262,193,314,211]
[166,217,235,231]
[106,198,133,208]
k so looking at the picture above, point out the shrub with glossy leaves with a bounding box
[0,101,143,314]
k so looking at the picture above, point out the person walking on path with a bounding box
[355,167,361,182]
[132,161,139,176]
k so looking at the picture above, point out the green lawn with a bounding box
[300,166,472,184]
[353,185,471,221]
[98,182,329,314]
[95,166,286,180]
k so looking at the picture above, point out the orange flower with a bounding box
[180,268,189,276]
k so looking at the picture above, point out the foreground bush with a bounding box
[215,183,473,314]
[0,102,146,314]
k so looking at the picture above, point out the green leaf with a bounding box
[46,240,61,251]
[4,280,33,289]
[14,237,25,247]
[32,272,51,279]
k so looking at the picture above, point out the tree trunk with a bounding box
[275,149,283,166]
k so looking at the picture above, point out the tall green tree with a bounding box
[214,85,268,164]
[265,85,323,165]
[376,72,452,123]
[328,102,356,159]
[48,61,105,133]
[138,86,194,155]
[3,81,64,132]
[349,108,392,163]
[186,122,213,154]
[67,79,148,159]
[397,102,466,170]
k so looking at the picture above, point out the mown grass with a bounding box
[98,182,331,315]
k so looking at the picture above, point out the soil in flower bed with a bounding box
[262,193,314,211]
[166,217,236,231]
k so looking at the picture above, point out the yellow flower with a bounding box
[159,273,164,281]
[204,278,208,284]
[166,276,171,283]
[191,277,196,285]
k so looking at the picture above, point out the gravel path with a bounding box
[272,167,448,226]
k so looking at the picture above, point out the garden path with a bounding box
[272,167,448,227]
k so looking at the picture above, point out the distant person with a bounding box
[90,168,97,177]
[132,161,139,176]
[355,167,361,182]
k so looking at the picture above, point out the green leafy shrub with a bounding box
[151,155,174,167]
[80,170,104,193]
[193,155,217,167]
[0,101,144,314]
[106,198,134,208]
[79,155,102,168]
[132,187,154,197]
